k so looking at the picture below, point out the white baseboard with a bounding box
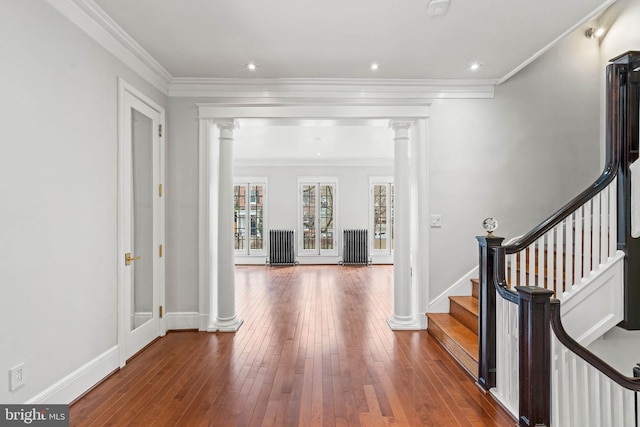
[427,266,478,313]
[164,312,200,330]
[27,346,119,404]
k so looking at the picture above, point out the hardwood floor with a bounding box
[71,265,515,426]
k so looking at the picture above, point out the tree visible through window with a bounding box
[234,182,266,255]
[300,180,336,255]
[371,181,394,255]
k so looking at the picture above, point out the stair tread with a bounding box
[449,296,478,317]
[427,313,478,360]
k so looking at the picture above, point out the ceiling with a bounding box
[93,0,612,81]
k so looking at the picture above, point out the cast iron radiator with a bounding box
[268,230,297,266]
[341,229,370,265]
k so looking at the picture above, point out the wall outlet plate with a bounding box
[430,214,442,228]
[9,363,25,391]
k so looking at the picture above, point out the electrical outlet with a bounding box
[430,214,442,228]
[9,363,25,391]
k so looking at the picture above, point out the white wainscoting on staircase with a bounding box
[551,336,636,427]
[491,251,626,422]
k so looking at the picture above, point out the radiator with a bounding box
[341,229,370,265]
[268,230,297,266]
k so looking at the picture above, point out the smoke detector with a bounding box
[427,0,450,16]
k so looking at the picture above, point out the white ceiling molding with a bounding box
[45,0,172,94]
[170,78,496,102]
[497,0,617,85]
[234,158,394,167]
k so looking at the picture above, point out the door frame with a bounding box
[117,78,166,367]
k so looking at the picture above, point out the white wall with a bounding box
[165,97,203,313]
[234,163,394,264]
[427,27,602,300]
[0,0,166,403]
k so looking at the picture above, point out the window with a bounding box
[234,180,267,255]
[299,178,337,255]
[370,179,394,256]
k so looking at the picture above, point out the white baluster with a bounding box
[601,188,609,264]
[574,206,583,286]
[547,230,555,292]
[537,236,544,287]
[519,249,526,287]
[610,179,617,257]
[589,368,601,427]
[509,253,517,288]
[593,193,601,271]
[583,200,592,279]
[565,216,573,295]
[555,223,563,297]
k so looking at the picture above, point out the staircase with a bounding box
[426,278,480,377]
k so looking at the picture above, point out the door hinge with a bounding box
[159,305,163,318]
[159,244,163,257]
[159,184,163,197]
[158,124,163,138]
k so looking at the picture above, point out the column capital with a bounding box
[389,120,413,132]
[214,119,239,132]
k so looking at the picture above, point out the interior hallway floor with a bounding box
[70,265,514,426]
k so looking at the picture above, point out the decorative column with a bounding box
[388,120,416,330]
[211,119,243,332]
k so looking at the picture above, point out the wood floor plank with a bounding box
[70,265,515,426]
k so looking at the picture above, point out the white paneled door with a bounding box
[118,80,165,364]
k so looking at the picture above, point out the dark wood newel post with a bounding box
[516,286,553,427]
[476,235,504,391]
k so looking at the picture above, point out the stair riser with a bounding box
[427,320,478,378]
[450,299,478,335]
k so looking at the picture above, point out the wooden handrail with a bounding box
[502,62,622,255]
[492,246,518,304]
[549,300,640,391]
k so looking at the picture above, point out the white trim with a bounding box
[427,266,479,314]
[164,312,200,330]
[117,78,166,366]
[170,78,496,99]
[560,251,625,346]
[198,105,430,120]
[45,0,171,94]
[233,180,268,257]
[497,0,617,85]
[234,157,394,168]
[197,103,430,335]
[27,346,118,404]
[369,179,395,258]
[297,178,339,257]
[198,120,216,331]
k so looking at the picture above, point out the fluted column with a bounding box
[211,119,243,332]
[388,120,416,330]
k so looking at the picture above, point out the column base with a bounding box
[209,315,244,332]
[387,315,422,331]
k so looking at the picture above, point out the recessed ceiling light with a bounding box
[427,0,450,16]
[246,62,257,71]
[370,63,379,71]
[470,62,481,71]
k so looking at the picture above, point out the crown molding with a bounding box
[497,0,617,85]
[169,77,496,101]
[234,157,394,168]
[45,0,172,94]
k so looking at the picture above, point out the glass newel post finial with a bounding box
[483,217,498,236]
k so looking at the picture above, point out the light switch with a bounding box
[430,215,442,228]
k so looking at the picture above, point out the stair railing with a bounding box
[477,51,640,426]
